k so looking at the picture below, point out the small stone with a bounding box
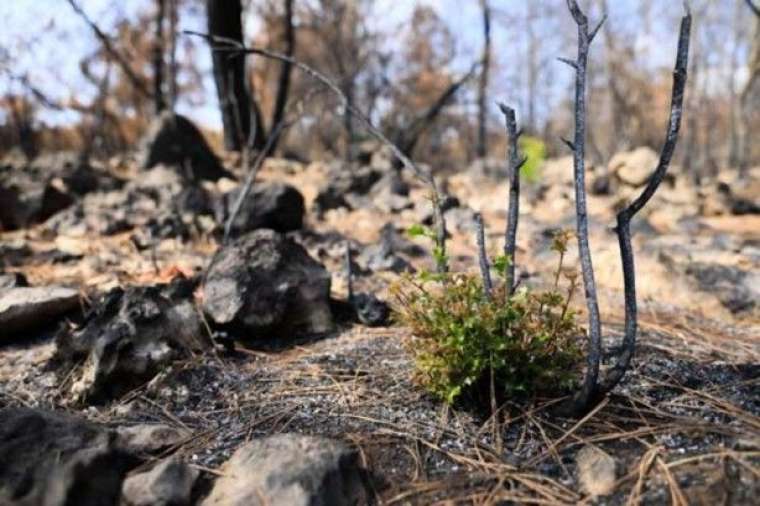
[576,445,617,498]
[116,424,191,454]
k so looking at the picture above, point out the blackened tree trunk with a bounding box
[476,0,491,158]
[206,0,264,151]
[153,0,166,114]
[266,0,294,155]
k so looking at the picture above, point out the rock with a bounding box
[0,153,123,231]
[201,434,369,506]
[356,224,419,273]
[116,424,191,455]
[202,230,333,338]
[0,272,28,290]
[0,407,138,506]
[138,111,232,182]
[418,194,461,226]
[313,164,382,214]
[46,166,214,239]
[351,293,390,327]
[718,181,760,215]
[685,263,759,314]
[53,277,211,402]
[576,445,617,498]
[609,147,658,187]
[0,286,80,340]
[122,457,198,506]
[217,182,305,237]
[591,173,615,195]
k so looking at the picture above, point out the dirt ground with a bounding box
[1,154,758,504]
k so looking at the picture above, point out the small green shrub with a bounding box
[518,135,546,183]
[392,230,583,407]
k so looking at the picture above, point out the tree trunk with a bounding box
[266,0,294,156]
[153,0,166,114]
[476,0,491,158]
[206,0,264,151]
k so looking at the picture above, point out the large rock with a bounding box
[202,229,333,338]
[138,112,232,182]
[122,457,198,506]
[217,182,305,236]
[53,278,211,403]
[0,286,80,340]
[609,147,658,187]
[201,434,369,506]
[0,407,138,506]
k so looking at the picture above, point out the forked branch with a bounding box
[600,11,691,395]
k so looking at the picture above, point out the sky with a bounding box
[0,0,740,130]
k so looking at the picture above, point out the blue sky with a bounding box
[0,1,732,130]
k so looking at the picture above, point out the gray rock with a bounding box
[202,230,333,338]
[217,182,305,237]
[0,407,138,506]
[0,286,80,340]
[201,434,369,506]
[138,111,232,182]
[54,278,211,403]
[685,263,759,314]
[0,272,28,290]
[116,424,191,455]
[122,457,198,506]
[313,164,382,214]
[0,153,122,231]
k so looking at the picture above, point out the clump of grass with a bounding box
[392,229,583,407]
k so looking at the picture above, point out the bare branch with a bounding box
[561,137,576,152]
[562,0,604,415]
[600,12,691,395]
[557,57,578,70]
[266,0,295,155]
[499,102,521,296]
[746,0,760,17]
[589,15,607,43]
[474,213,493,299]
[65,0,151,99]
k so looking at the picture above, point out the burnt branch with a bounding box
[747,0,760,17]
[474,213,493,299]
[562,0,606,415]
[395,62,480,158]
[599,11,691,395]
[65,0,151,99]
[499,103,521,296]
[187,30,449,273]
[345,241,355,303]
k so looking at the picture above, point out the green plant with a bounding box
[517,135,546,183]
[393,230,583,407]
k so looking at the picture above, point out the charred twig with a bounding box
[65,0,151,99]
[186,30,449,273]
[474,213,493,299]
[499,104,525,296]
[561,0,606,415]
[600,11,691,395]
